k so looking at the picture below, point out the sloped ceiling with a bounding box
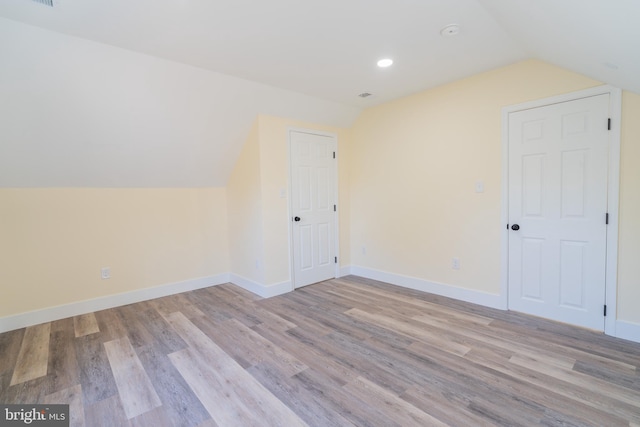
[477,0,640,95]
[0,0,638,187]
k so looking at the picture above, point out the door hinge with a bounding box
[606,212,609,225]
[333,151,336,159]
[608,118,611,130]
[334,256,338,264]
[334,204,337,212]
[604,305,607,317]
[506,223,509,230]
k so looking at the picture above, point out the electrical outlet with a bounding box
[362,246,366,255]
[452,258,460,270]
[101,267,111,279]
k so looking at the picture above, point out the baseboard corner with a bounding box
[614,319,640,344]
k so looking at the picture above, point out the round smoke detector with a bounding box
[440,24,460,37]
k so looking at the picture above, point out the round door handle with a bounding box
[294,216,301,222]
[511,224,520,231]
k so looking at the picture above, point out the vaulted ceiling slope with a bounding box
[0,0,638,187]
[0,18,359,187]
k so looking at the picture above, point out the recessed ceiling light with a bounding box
[440,24,460,37]
[377,58,393,68]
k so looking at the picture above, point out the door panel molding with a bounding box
[500,85,621,336]
[288,128,340,289]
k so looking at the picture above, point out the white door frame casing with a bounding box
[500,85,622,336]
[287,128,340,290]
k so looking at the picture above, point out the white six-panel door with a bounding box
[508,94,610,330]
[290,131,337,289]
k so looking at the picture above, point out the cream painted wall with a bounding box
[349,60,602,295]
[257,115,351,285]
[226,122,265,284]
[226,114,351,288]
[618,91,640,324]
[0,188,229,318]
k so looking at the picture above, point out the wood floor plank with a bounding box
[218,282,262,302]
[168,294,207,319]
[208,289,266,328]
[128,406,173,427]
[1,276,639,426]
[251,322,357,387]
[251,307,297,331]
[0,370,13,402]
[180,290,233,323]
[84,395,129,427]
[201,317,308,377]
[195,419,218,427]
[292,367,402,427]
[289,326,411,395]
[166,312,308,427]
[509,352,640,408]
[346,307,471,356]
[2,376,49,405]
[94,308,128,343]
[338,325,549,426]
[400,385,496,427]
[47,317,80,394]
[74,334,118,405]
[573,359,640,392]
[44,384,85,427]
[0,328,25,374]
[136,305,187,355]
[343,375,449,427]
[136,344,210,427]
[465,347,639,424]
[411,311,586,371]
[415,343,628,427]
[247,363,356,427]
[336,278,495,325]
[103,336,162,419]
[257,298,335,337]
[73,313,100,338]
[115,305,156,349]
[10,323,51,385]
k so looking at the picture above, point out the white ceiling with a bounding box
[0,0,638,187]
[1,0,638,106]
[479,0,640,96]
[0,0,524,107]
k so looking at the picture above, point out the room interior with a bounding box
[1,0,639,425]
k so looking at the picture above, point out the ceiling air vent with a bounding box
[31,0,54,6]
[358,93,373,98]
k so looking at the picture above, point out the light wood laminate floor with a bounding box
[1,276,639,426]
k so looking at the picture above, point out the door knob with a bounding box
[511,224,520,231]
[294,216,301,222]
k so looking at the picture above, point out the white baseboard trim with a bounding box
[0,274,230,334]
[229,274,293,299]
[350,265,505,310]
[614,320,640,344]
[338,266,352,277]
